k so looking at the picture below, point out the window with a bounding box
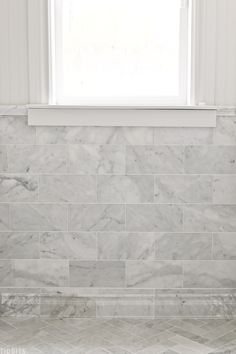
[50,0,189,105]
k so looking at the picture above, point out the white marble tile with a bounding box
[126,261,183,288]
[14,260,69,287]
[97,232,156,260]
[184,205,236,232]
[0,116,35,144]
[40,232,97,260]
[213,233,236,260]
[155,127,213,145]
[126,204,183,232]
[0,293,40,317]
[68,145,125,174]
[155,175,212,203]
[0,204,9,231]
[214,116,236,145]
[155,233,212,260]
[0,105,28,116]
[0,146,8,172]
[213,176,236,204]
[39,175,97,202]
[0,232,39,259]
[126,146,184,174]
[11,204,68,231]
[98,175,154,203]
[0,260,13,286]
[70,261,125,287]
[185,146,236,174]
[7,145,67,173]
[0,174,38,202]
[69,204,125,231]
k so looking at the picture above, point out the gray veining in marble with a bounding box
[97,232,156,260]
[214,116,236,145]
[11,204,68,231]
[0,174,38,201]
[126,204,183,232]
[68,145,125,174]
[0,146,7,172]
[0,293,40,316]
[155,127,213,145]
[213,233,236,260]
[0,204,9,231]
[126,261,183,288]
[98,175,154,203]
[0,116,35,144]
[0,260,13,286]
[0,232,39,259]
[184,205,236,232]
[40,232,97,260]
[70,261,125,287]
[69,204,125,231]
[155,233,212,260]
[39,175,97,202]
[185,146,236,174]
[213,176,236,204]
[155,175,212,203]
[126,146,184,174]
[7,145,67,173]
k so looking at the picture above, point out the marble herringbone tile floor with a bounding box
[0,317,235,354]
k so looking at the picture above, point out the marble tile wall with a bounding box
[0,113,236,318]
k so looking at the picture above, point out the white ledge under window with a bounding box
[28,105,217,127]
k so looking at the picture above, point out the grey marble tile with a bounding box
[0,204,9,231]
[0,293,40,317]
[11,204,68,231]
[213,233,236,260]
[126,146,184,174]
[14,260,69,287]
[39,175,96,202]
[0,146,7,172]
[126,204,183,232]
[68,145,125,174]
[0,116,35,144]
[155,127,213,145]
[184,205,236,232]
[155,233,212,260]
[0,260,13,286]
[70,261,125,287]
[213,176,236,204]
[40,232,97,260]
[98,232,156,260]
[0,232,39,259]
[0,174,38,202]
[126,261,183,288]
[36,126,154,145]
[155,175,212,203]
[7,145,67,173]
[98,175,154,203]
[183,261,236,288]
[214,116,236,145]
[185,146,236,174]
[69,204,125,231]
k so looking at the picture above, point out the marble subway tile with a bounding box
[126,204,183,232]
[155,233,212,260]
[183,261,236,288]
[155,175,212,203]
[213,176,236,204]
[97,232,156,260]
[97,175,154,203]
[184,204,236,232]
[14,260,69,287]
[0,174,38,202]
[69,204,125,231]
[155,127,213,145]
[40,232,97,260]
[126,145,184,174]
[7,145,67,173]
[0,116,36,144]
[0,293,40,317]
[214,116,236,145]
[0,204,9,231]
[39,175,96,202]
[126,261,183,288]
[0,232,39,259]
[11,204,68,231]
[0,260,13,286]
[70,261,125,287]
[185,146,236,174]
[68,145,125,174]
[213,233,236,259]
[0,147,7,172]
[36,126,154,145]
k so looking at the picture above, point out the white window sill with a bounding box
[27,105,217,127]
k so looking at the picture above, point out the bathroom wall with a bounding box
[0,111,236,318]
